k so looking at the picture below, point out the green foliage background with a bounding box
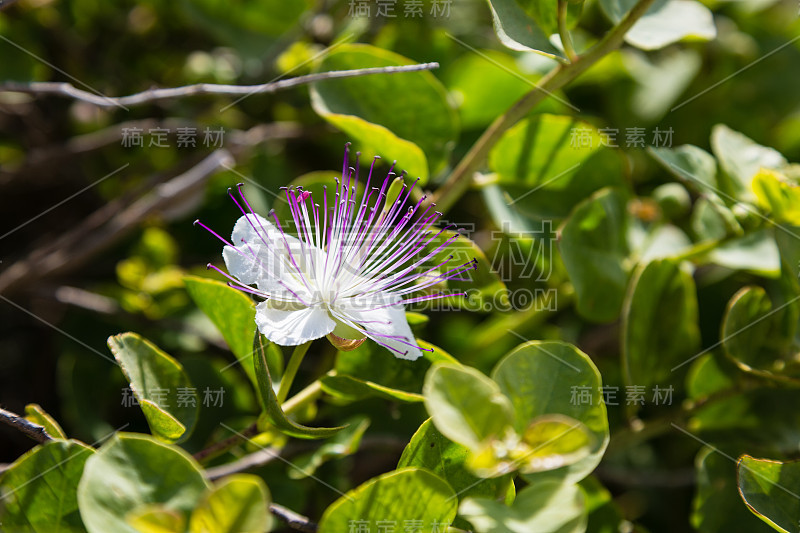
[1,0,800,532]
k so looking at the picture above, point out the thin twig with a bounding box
[0,407,53,443]
[0,63,439,108]
[193,422,258,463]
[270,503,318,532]
[205,444,284,481]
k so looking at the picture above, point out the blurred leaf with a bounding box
[737,455,800,532]
[711,124,787,202]
[492,341,609,484]
[488,114,625,220]
[398,418,513,501]
[622,259,700,388]
[624,48,701,121]
[24,403,67,439]
[690,196,741,242]
[445,50,566,129]
[691,447,769,533]
[108,333,198,443]
[318,468,457,532]
[460,480,587,533]
[649,144,718,192]
[423,363,515,451]
[686,353,739,401]
[600,0,716,51]
[559,188,630,322]
[310,44,458,182]
[321,372,424,402]
[514,414,593,474]
[289,416,370,479]
[253,334,344,439]
[581,476,624,533]
[0,440,94,533]
[127,505,185,533]
[708,230,781,277]
[752,169,800,225]
[418,229,507,311]
[77,433,210,533]
[721,286,800,382]
[485,0,566,60]
[188,474,272,533]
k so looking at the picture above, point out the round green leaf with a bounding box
[423,363,515,451]
[310,44,458,182]
[737,455,800,532]
[622,259,700,389]
[77,433,210,533]
[188,474,272,533]
[691,447,767,533]
[0,440,94,533]
[460,480,587,533]
[398,418,513,501]
[721,286,800,383]
[108,333,198,443]
[492,341,609,483]
[318,468,458,533]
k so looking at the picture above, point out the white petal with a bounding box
[223,214,317,301]
[255,300,335,346]
[336,296,422,360]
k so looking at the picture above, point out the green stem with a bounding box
[277,341,311,404]
[431,0,657,214]
[282,380,323,415]
[558,0,579,63]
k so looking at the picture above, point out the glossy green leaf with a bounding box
[0,440,94,533]
[559,188,630,322]
[691,447,767,533]
[622,259,700,388]
[518,414,593,473]
[600,0,716,51]
[289,416,370,479]
[310,44,458,182]
[318,468,458,533]
[398,418,513,501]
[624,48,702,121]
[188,474,272,533]
[489,114,625,221]
[24,403,67,439]
[108,333,198,443]
[492,341,609,483]
[711,124,787,201]
[253,333,344,439]
[460,480,587,533]
[77,433,210,533]
[423,363,515,451]
[320,372,424,402]
[690,196,741,242]
[721,286,800,382]
[737,455,800,532]
[485,0,565,60]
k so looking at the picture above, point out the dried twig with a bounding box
[270,503,318,533]
[0,149,232,295]
[0,407,53,443]
[0,63,439,108]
